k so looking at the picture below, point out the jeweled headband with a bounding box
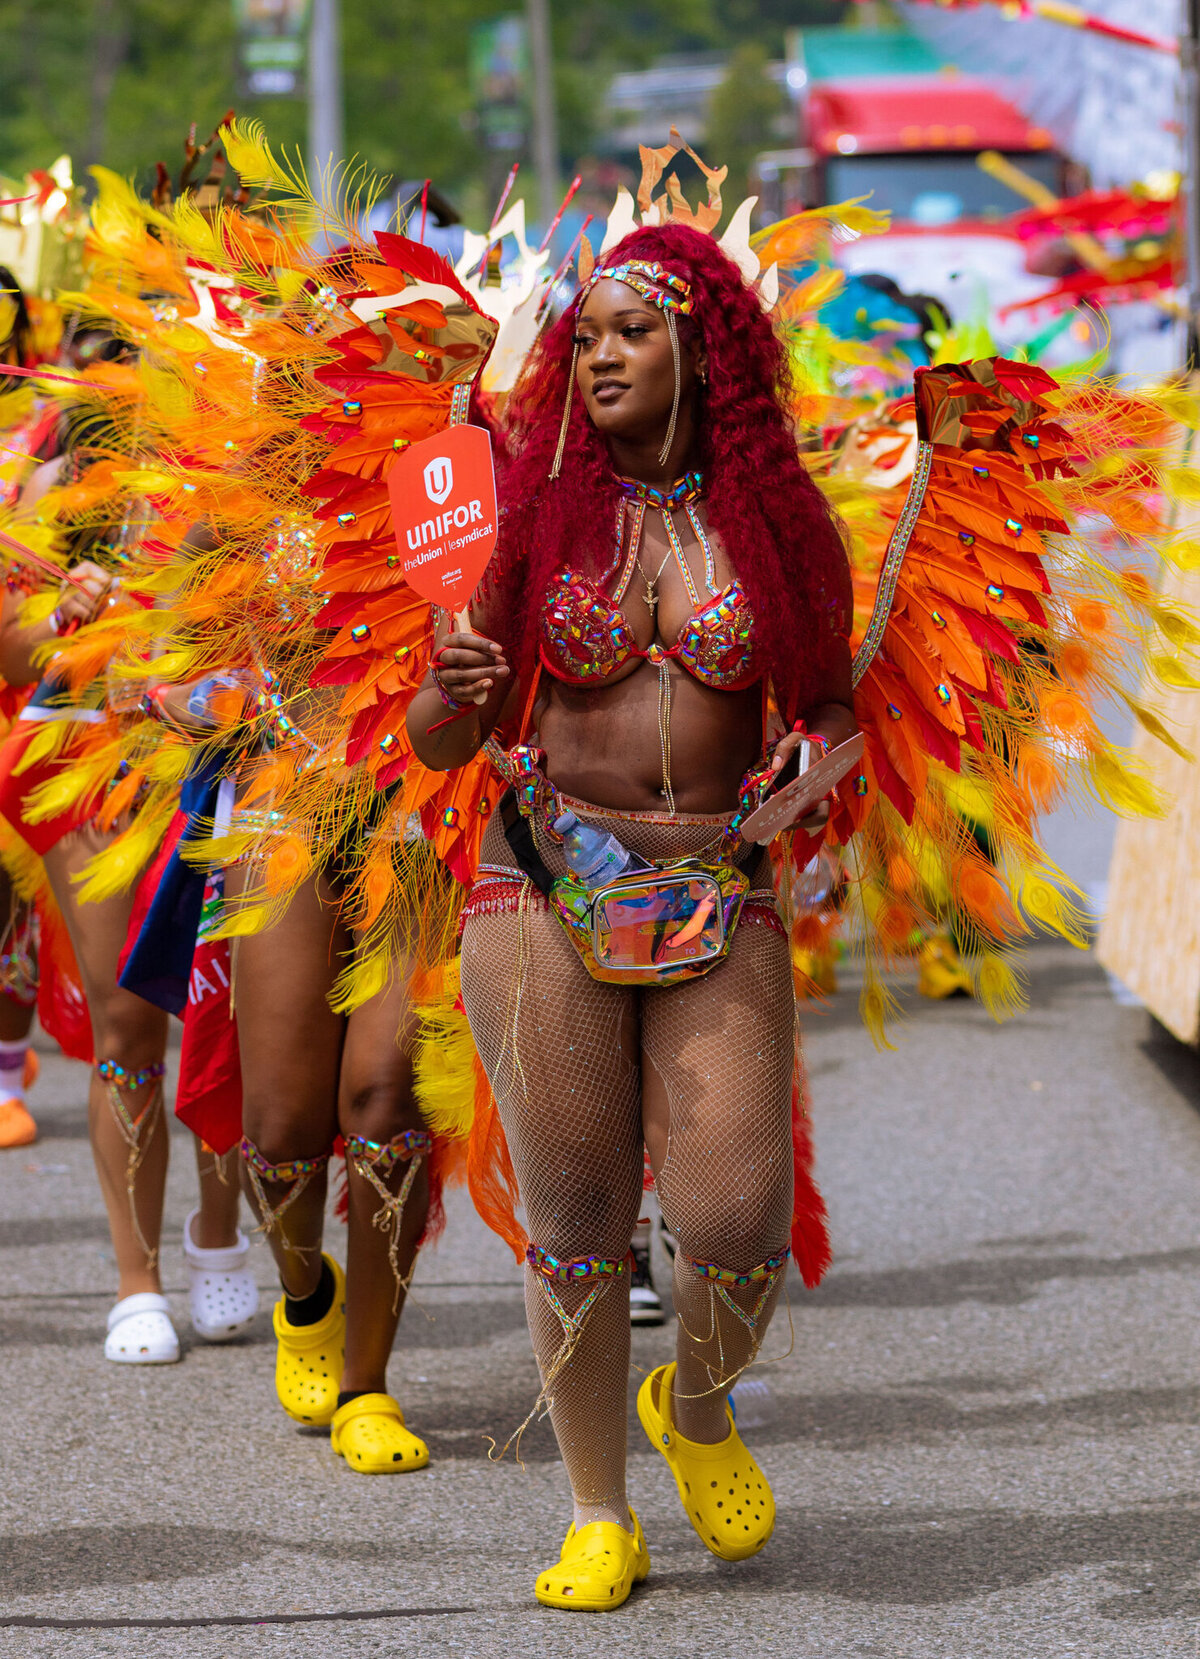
[577,258,694,317]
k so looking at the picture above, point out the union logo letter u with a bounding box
[423,456,453,505]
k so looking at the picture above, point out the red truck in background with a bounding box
[755,26,1098,358]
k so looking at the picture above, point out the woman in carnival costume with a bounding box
[409,169,851,1611]
[0,255,111,1146]
[400,137,1190,1608]
[0,164,258,1362]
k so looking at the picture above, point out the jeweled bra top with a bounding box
[539,473,758,692]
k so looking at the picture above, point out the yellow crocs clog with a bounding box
[637,1362,775,1561]
[272,1254,345,1425]
[534,1511,650,1612]
[917,936,973,1000]
[330,1392,429,1474]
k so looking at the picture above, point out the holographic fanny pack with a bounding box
[548,859,749,987]
[492,755,754,987]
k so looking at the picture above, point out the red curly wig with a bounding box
[487,222,851,722]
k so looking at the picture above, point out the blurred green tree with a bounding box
[705,41,786,209]
[0,0,255,181]
[0,0,841,204]
[339,0,726,214]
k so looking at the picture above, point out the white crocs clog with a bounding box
[183,1208,259,1341]
[104,1292,181,1364]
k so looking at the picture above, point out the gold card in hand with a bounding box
[739,734,865,845]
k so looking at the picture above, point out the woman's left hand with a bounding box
[769,728,806,777]
[770,729,830,833]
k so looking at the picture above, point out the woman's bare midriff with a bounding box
[538,664,763,813]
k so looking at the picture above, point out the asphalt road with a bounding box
[3,937,1200,1658]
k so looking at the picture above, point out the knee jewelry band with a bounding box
[489,1248,631,1463]
[677,1246,791,1395]
[526,1246,631,1388]
[0,902,37,1007]
[343,1130,432,1308]
[96,1059,168,1271]
[686,1247,791,1328]
[239,1135,329,1235]
[492,1246,632,1465]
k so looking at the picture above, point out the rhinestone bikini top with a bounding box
[539,474,758,691]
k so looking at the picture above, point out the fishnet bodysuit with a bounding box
[461,804,795,1527]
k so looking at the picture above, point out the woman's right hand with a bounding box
[431,632,509,707]
[53,561,112,632]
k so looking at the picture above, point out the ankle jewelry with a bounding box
[344,1130,432,1308]
[96,1058,167,1271]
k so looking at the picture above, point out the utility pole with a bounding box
[308,0,345,191]
[1183,0,1200,367]
[526,0,559,229]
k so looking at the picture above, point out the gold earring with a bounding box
[550,342,579,481]
[658,310,682,467]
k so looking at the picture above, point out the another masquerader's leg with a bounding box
[191,1140,244,1249]
[228,866,344,1424]
[44,827,173,1361]
[640,912,795,1560]
[461,900,644,1541]
[330,942,431,1473]
[185,1138,259,1343]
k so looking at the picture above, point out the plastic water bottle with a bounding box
[553,810,636,889]
[729,1376,776,1430]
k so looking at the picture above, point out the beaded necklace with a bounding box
[610,472,716,602]
[614,469,704,511]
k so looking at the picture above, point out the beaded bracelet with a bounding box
[791,723,831,759]
[429,645,468,713]
[432,671,465,713]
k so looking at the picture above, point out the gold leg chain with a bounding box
[97,1060,167,1272]
[0,896,37,1006]
[238,1135,328,1239]
[344,1130,432,1310]
[674,1250,791,1401]
[488,1248,626,1466]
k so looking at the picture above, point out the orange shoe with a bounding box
[0,1095,37,1148]
[23,1048,39,1090]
